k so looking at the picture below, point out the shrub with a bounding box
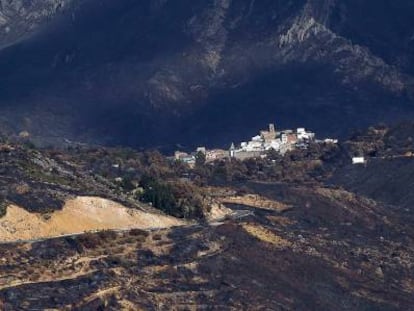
[139,175,206,219]
[0,200,7,218]
[129,229,149,237]
[77,233,102,249]
[97,230,118,241]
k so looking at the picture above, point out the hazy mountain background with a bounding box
[0,0,413,148]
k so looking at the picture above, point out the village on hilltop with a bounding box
[173,123,338,167]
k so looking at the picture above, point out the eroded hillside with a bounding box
[0,183,413,310]
[0,197,183,242]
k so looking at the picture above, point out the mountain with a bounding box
[0,0,413,148]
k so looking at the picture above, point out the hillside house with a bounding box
[352,157,366,165]
[174,151,196,167]
[323,138,338,144]
[260,123,277,142]
[206,149,227,161]
[297,128,315,141]
[196,147,206,154]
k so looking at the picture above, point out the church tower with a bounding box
[229,143,236,158]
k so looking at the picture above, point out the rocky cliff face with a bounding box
[0,0,413,148]
[0,0,74,48]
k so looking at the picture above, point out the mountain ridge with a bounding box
[0,0,413,148]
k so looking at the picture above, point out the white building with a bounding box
[251,135,262,142]
[264,139,281,151]
[352,157,366,165]
[324,138,338,144]
[246,140,263,152]
[196,147,206,154]
[297,128,315,141]
[281,133,288,144]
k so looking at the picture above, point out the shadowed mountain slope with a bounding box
[0,0,413,148]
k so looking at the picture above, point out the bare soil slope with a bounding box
[0,197,183,242]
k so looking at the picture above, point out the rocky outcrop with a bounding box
[278,14,406,93]
[0,0,74,48]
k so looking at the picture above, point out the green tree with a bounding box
[195,151,206,167]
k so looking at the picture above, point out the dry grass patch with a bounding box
[242,224,292,249]
[220,194,290,211]
[266,216,296,227]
